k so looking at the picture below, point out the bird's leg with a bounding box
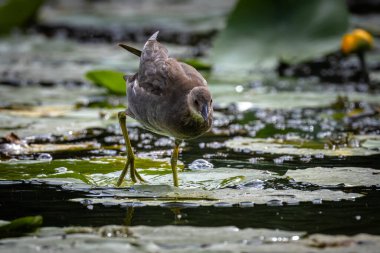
[117,111,145,186]
[170,139,181,187]
[124,206,134,226]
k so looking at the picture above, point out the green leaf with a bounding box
[0,216,43,239]
[211,0,349,72]
[181,58,212,71]
[0,0,45,35]
[85,70,126,95]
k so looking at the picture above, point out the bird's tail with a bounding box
[118,44,142,57]
[118,31,159,57]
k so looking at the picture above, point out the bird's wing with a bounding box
[120,31,207,96]
[137,31,170,96]
[178,62,207,87]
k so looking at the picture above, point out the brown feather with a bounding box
[120,31,213,140]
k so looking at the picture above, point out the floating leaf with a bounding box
[0,0,45,35]
[285,167,380,187]
[181,58,212,71]
[0,216,43,239]
[211,0,349,71]
[85,70,126,95]
[70,187,361,207]
[225,137,380,156]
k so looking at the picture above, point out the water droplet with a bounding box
[314,153,324,159]
[273,155,293,164]
[87,205,94,210]
[37,153,52,161]
[188,159,214,170]
[355,215,361,221]
[80,199,93,206]
[235,85,244,93]
[312,198,322,204]
[291,235,300,241]
[54,167,67,173]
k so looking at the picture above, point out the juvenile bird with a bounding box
[117,31,213,187]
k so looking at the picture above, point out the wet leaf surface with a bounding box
[286,166,380,187]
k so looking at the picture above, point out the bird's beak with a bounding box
[201,104,209,121]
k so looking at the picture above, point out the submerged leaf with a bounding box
[85,70,126,95]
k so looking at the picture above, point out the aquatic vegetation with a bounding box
[211,0,348,71]
[0,1,379,250]
[0,216,42,239]
[0,0,45,35]
[86,70,126,95]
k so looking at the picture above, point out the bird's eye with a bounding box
[194,100,199,106]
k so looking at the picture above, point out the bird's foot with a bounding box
[116,156,146,186]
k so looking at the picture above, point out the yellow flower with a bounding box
[341,29,374,55]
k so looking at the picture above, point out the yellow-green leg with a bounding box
[170,139,181,187]
[125,206,134,226]
[117,111,145,186]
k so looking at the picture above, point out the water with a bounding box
[0,183,379,235]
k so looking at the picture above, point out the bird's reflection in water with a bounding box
[124,206,189,226]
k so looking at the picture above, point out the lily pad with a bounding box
[0,0,45,35]
[85,70,126,95]
[69,183,361,207]
[225,137,380,156]
[285,167,380,187]
[211,0,348,71]
[0,216,42,239]
[0,156,180,186]
[362,138,380,150]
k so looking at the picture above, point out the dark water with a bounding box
[0,182,379,235]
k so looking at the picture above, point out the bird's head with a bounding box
[187,86,213,122]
